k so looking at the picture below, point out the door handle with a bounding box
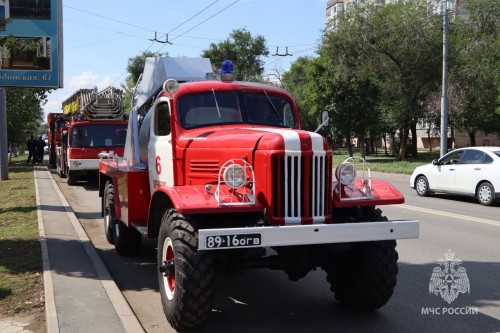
[449,168,455,171]
[474,167,481,170]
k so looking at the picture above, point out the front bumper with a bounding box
[198,220,419,250]
[68,158,99,171]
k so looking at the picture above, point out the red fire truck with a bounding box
[98,57,419,330]
[56,86,128,185]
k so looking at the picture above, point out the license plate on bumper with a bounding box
[205,233,261,249]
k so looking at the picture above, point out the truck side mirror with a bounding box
[314,110,330,133]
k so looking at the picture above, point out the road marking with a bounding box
[397,204,500,227]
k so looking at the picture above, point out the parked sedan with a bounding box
[410,146,500,206]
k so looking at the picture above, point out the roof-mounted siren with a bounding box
[221,60,234,82]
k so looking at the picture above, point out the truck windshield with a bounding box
[70,123,128,148]
[178,91,297,129]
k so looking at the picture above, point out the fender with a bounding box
[332,179,405,208]
[151,185,264,215]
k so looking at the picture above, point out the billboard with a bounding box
[0,0,62,88]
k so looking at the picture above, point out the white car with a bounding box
[410,146,500,206]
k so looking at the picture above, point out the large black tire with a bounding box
[57,158,65,178]
[113,214,141,256]
[103,181,115,244]
[322,207,399,311]
[476,181,495,206]
[67,170,77,186]
[157,209,215,331]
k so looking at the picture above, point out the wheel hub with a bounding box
[159,260,175,277]
[479,187,491,201]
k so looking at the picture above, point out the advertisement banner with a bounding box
[0,0,62,88]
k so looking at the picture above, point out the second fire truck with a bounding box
[54,86,128,185]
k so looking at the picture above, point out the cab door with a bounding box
[147,100,174,194]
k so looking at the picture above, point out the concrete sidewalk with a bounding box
[33,165,144,333]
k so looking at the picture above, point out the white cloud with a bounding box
[68,71,113,91]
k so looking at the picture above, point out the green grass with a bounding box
[0,156,43,315]
[332,149,440,174]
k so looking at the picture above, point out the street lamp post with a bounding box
[440,0,449,157]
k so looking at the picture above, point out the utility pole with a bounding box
[0,88,8,180]
[440,0,449,157]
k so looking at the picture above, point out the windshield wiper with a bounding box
[262,89,281,121]
[211,88,222,118]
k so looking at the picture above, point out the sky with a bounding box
[44,0,328,117]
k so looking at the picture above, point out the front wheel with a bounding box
[477,182,495,206]
[415,175,429,196]
[157,209,215,331]
[322,207,399,311]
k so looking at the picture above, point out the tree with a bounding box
[366,1,442,159]
[281,56,326,132]
[6,87,49,148]
[447,0,500,145]
[319,5,384,157]
[318,1,442,159]
[122,50,166,113]
[201,28,269,81]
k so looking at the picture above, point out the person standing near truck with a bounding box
[26,135,36,164]
[35,136,46,164]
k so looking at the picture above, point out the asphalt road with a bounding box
[51,170,500,333]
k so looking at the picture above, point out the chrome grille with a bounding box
[272,153,331,224]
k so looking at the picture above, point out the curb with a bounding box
[34,168,59,333]
[35,166,145,333]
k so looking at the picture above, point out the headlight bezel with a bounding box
[223,164,247,189]
[335,162,357,185]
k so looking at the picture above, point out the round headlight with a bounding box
[163,79,179,94]
[223,164,247,189]
[336,163,356,185]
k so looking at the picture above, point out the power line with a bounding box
[64,5,157,33]
[64,3,229,51]
[167,0,221,34]
[169,0,240,43]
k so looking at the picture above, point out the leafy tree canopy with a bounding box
[6,88,49,146]
[201,28,269,81]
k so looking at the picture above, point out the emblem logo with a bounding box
[429,250,470,304]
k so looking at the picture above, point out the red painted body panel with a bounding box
[100,160,150,227]
[175,126,282,150]
[158,186,264,214]
[332,179,405,208]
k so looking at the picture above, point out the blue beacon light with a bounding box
[221,60,234,81]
